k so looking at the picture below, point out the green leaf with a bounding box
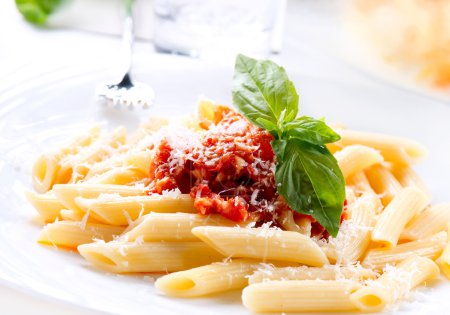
[283,116,341,145]
[15,0,63,25]
[231,54,346,236]
[270,139,287,161]
[256,118,279,135]
[232,54,299,130]
[272,139,345,237]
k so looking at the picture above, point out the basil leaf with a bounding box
[232,54,346,236]
[256,118,279,135]
[283,116,341,145]
[232,54,299,130]
[15,0,63,25]
[270,139,287,161]
[273,139,345,237]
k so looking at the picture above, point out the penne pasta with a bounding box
[335,145,383,179]
[295,216,312,237]
[401,203,450,241]
[242,280,361,312]
[372,187,428,248]
[52,183,147,213]
[336,129,427,164]
[32,126,101,193]
[248,265,377,284]
[365,164,403,206]
[347,171,377,196]
[439,225,450,279]
[325,193,379,264]
[58,127,126,183]
[38,221,125,249]
[85,167,147,185]
[277,209,302,232]
[120,150,153,175]
[155,259,257,297]
[192,226,329,267]
[350,256,440,312]
[75,194,196,226]
[84,151,153,184]
[197,98,219,129]
[78,241,223,273]
[392,165,431,199]
[59,209,100,223]
[362,231,447,271]
[84,150,153,180]
[326,142,343,154]
[123,213,238,242]
[25,190,63,222]
[32,154,60,194]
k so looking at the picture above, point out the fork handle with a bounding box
[122,0,134,76]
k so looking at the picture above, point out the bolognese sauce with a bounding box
[148,106,344,238]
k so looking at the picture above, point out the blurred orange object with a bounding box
[348,0,450,88]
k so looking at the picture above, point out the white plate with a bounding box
[0,53,449,315]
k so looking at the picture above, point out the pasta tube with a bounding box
[248,265,376,284]
[25,190,63,222]
[242,280,361,312]
[363,231,447,271]
[439,224,450,279]
[86,168,147,185]
[32,154,60,194]
[372,187,428,248]
[277,209,302,233]
[31,126,100,193]
[392,165,431,199]
[350,256,439,312]
[75,194,196,225]
[78,241,223,273]
[38,221,125,249]
[365,164,403,206]
[52,183,146,213]
[347,171,377,196]
[191,226,329,267]
[401,203,450,241]
[326,193,379,264]
[86,149,153,179]
[335,145,383,179]
[155,259,257,297]
[294,216,312,237]
[123,213,237,242]
[59,209,100,223]
[336,129,427,164]
[58,127,126,183]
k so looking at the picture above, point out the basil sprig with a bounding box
[232,54,345,237]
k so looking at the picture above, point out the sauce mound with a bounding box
[148,106,337,235]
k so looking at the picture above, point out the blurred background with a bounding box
[2,0,450,101]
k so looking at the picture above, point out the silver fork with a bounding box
[96,0,155,109]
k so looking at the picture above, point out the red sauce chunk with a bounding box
[148,106,344,236]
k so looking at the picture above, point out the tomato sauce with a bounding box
[148,106,344,236]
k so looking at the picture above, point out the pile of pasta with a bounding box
[26,103,450,313]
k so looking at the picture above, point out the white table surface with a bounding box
[0,0,423,314]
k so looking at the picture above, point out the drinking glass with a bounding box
[153,0,286,60]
